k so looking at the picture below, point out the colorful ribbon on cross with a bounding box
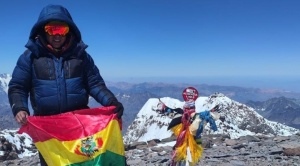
[167,106,220,165]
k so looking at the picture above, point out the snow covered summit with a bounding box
[123,93,300,144]
[0,73,11,94]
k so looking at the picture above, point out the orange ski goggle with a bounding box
[45,21,69,36]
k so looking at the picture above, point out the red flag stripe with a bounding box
[18,106,120,142]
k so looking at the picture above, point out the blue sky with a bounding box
[1,0,300,91]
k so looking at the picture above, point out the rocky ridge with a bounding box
[2,133,300,166]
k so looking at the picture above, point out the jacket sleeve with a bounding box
[83,52,118,106]
[8,50,32,117]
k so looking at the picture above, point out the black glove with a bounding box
[110,101,124,119]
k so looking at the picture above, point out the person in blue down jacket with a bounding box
[8,4,124,165]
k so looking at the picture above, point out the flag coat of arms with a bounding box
[18,106,125,166]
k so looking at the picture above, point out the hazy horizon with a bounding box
[105,76,300,93]
[2,72,298,93]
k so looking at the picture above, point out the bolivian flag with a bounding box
[18,106,125,166]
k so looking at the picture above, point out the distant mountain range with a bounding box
[2,73,300,134]
[106,81,300,103]
[0,74,19,130]
[246,97,300,129]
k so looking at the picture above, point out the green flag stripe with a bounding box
[68,150,126,166]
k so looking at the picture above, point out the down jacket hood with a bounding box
[29,4,81,42]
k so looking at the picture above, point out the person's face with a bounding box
[46,34,66,49]
[44,21,69,49]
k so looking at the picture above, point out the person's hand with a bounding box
[15,111,29,125]
[110,101,124,119]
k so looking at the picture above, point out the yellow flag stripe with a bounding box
[36,119,124,165]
